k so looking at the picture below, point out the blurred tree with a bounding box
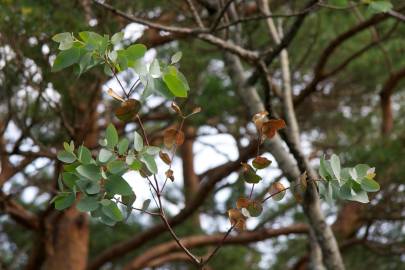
[0,0,404,270]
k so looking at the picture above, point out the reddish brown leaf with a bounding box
[262,119,286,139]
[115,99,141,122]
[252,156,272,169]
[159,151,172,165]
[163,128,185,148]
[252,111,268,130]
[165,169,174,182]
[228,208,247,232]
[269,182,286,201]
[171,101,182,115]
[236,197,250,209]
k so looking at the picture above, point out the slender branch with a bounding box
[201,224,235,266]
[185,0,205,28]
[210,0,236,31]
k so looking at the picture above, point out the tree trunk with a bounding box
[42,208,88,270]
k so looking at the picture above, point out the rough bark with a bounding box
[42,208,89,270]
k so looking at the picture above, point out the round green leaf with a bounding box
[105,175,133,196]
[76,164,101,180]
[98,148,113,163]
[52,46,81,72]
[57,150,77,163]
[77,196,99,212]
[102,201,123,221]
[54,193,76,210]
[107,160,127,174]
[360,177,380,192]
[106,124,118,149]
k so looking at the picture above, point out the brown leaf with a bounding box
[171,101,182,115]
[236,197,250,209]
[192,107,202,114]
[175,130,185,145]
[228,208,247,232]
[252,111,268,130]
[159,151,171,165]
[115,99,141,122]
[262,119,286,139]
[269,182,286,201]
[165,169,174,182]
[107,88,125,102]
[164,128,185,148]
[252,156,272,169]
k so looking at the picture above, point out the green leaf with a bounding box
[107,160,127,174]
[111,32,124,45]
[163,69,188,97]
[52,46,81,72]
[54,192,76,210]
[246,200,263,217]
[77,196,99,212]
[105,174,133,196]
[360,177,380,192]
[85,181,100,195]
[98,148,113,163]
[62,172,79,189]
[52,32,73,43]
[369,1,393,13]
[102,201,123,221]
[76,164,101,180]
[319,156,333,180]
[79,52,92,74]
[141,154,157,174]
[134,131,144,152]
[141,199,151,210]
[78,145,92,164]
[118,138,129,155]
[57,150,77,163]
[145,146,160,155]
[150,59,161,78]
[100,214,116,226]
[330,154,341,181]
[126,44,147,65]
[122,193,136,219]
[355,164,369,178]
[129,160,142,171]
[106,124,119,149]
[171,51,183,64]
[143,76,175,100]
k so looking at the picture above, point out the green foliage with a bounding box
[318,154,379,204]
[51,31,190,99]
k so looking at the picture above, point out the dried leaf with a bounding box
[228,208,247,232]
[236,197,250,209]
[159,151,171,165]
[262,119,286,139]
[163,128,184,148]
[252,156,272,169]
[175,130,185,145]
[165,169,174,181]
[269,182,286,201]
[115,99,141,122]
[107,88,125,102]
[252,111,268,130]
[171,101,182,115]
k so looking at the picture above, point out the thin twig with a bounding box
[201,224,235,266]
[210,0,236,31]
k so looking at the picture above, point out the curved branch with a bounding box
[126,224,308,270]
